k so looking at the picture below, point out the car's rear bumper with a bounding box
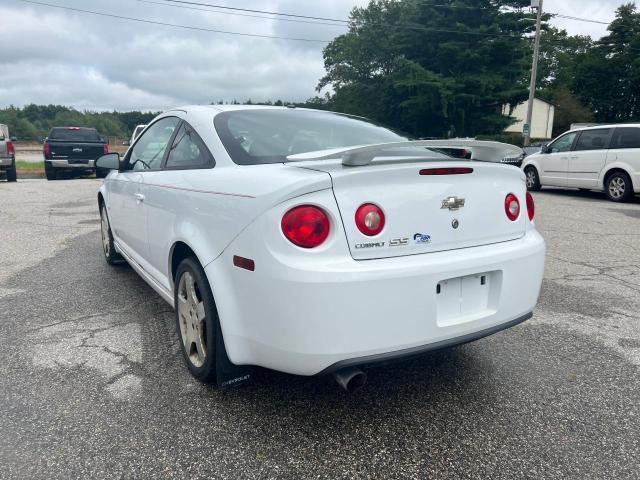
[206,228,545,376]
[47,159,95,169]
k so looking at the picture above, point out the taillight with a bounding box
[419,167,473,176]
[355,203,385,236]
[526,192,535,221]
[43,142,50,158]
[504,193,520,221]
[281,205,330,248]
[103,143,109,154]
[6,141,14,156]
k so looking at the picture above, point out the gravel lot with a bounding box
[0,179,638,479]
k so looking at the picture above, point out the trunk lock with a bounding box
[452,219,459,229]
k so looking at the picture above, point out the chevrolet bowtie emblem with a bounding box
[441,196,465,210]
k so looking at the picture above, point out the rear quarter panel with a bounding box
[602,149,640,193]
[141,164,332,291]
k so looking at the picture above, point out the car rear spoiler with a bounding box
[287,140,524,167]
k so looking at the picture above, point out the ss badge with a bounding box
[389,237,409,247]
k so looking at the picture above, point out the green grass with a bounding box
[16,160,44,171]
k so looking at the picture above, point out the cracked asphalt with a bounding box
[0,179,639,479]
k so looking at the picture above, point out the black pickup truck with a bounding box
[43,127,109,180]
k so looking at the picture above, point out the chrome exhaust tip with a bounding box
[333,367,367,393]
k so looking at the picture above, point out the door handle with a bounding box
[570,155,578,159]
[134,193,145,202]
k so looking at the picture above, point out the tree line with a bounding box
[0,105,159,141]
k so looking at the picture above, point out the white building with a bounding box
[502,98,555,140]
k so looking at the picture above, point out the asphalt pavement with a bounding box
[0,179,638,479]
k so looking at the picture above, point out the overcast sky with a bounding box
[0,0,628,111]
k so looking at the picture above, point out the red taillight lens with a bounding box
[43,142,50,158]
[103,143,109,154]
[526,192,535,221]
[281,205,330,248]
[504,193,520,221]
[355,203,385,236]
[6,141,14,156]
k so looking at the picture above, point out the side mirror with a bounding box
[96,152,121,170]
[541,145,551,154]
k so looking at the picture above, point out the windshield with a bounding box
[214,109,413,165]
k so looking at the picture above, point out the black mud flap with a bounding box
[215,318,253,388]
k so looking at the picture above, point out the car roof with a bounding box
[568,123,640,133]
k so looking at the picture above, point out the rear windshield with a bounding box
[214,109,414,165]
[49,127,102,142]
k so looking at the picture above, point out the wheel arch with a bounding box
[602,166,633,189]
[169,241,207,288]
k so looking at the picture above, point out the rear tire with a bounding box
[45,163,57,181]
[100,204,123,265]
[6,162,17,182]
[525,166,541,191]
[605,171,633,202]
[174,257,218,384]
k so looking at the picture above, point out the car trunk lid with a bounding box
[291,158,527,260]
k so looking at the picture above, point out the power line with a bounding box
[13,0,616,46]
[157,0,349,23]
[554,14,610,25]
[157,0,615,27]
[16,0,333,42]
[135,0,349,27]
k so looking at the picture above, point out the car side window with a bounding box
[610,127,640,149]
[127,117,180,171]
[165,123,215,169]
[549,132,577,153]
[573,129,611,151]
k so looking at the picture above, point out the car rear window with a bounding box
[214,109,417,165]
[611,127,640,149]
[49,128,102,142]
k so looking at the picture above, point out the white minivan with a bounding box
[522,124,640,202]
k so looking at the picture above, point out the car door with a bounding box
[142,121,216,290]
[108,116,180,266]
[539,132,578,186]
[607,127,640,180]
[567,128,612,188]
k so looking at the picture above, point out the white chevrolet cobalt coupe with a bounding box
[96,106,545,391]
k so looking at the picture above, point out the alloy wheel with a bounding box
[177,271,207,368]
[526,170,536,188]
[100,208,111,257]
[608,176,626,200]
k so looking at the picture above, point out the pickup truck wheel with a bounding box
[605,171,634,202]
[100,205,122,264]
[174,257,218,384]
[45,163,57,181]
[525,167,541,191]
[6,162,17,182]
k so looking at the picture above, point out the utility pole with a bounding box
[524,0,543,146]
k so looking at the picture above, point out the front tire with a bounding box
[100,204,122,264]
[605,171,634,202]
[525,166,541,191]
[174,257,218,384]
